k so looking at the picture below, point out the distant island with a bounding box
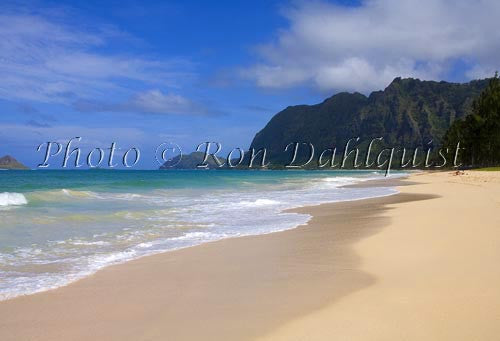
[0,155,29,170]
[160,151,223,170]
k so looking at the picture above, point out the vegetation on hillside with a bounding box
[250,77,489,167]
[444,73,500,167]
[160,77,499,170]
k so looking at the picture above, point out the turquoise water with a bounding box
[0,169,400,300]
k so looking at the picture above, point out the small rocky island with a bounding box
[0,155,29,170]
[160,152,222,169]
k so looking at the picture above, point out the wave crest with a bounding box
[0,192,28,207]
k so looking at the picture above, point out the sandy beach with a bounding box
[1,171,500,340]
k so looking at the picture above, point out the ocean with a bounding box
[0,169,402,300]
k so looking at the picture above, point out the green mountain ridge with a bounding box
[250,77,489,165]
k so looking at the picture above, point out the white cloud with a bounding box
[73,89,215,116]
[243,0,500,93]
[0,12,195,103]
[131,90,193,114]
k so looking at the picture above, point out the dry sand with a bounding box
[0,171,499,340]
[260,171,500,341]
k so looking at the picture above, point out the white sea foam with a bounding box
[321,176,368,186]
[238,198,281,207]
[69,240,111,246]
[0,192,27,207]
[0,172,404,300]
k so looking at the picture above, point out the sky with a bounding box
[1,0,499,168]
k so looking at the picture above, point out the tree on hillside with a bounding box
[444,73,500,167]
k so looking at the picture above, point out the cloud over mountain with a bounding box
[243,0,500,93]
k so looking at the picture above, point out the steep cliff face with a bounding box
[250,78,488,164]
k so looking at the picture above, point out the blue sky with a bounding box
[1,0,499,168]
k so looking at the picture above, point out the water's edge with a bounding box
[0,171,405,300]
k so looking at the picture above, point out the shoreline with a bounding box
[0,176,418,340]
[0,173,399,301]
[1,171,499,340]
